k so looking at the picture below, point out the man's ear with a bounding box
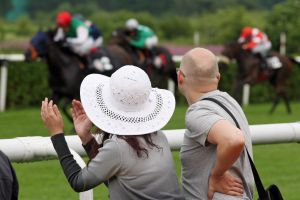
[216,72,221,81]
[178,72,184,85]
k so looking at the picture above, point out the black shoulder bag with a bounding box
[202,97,284,200]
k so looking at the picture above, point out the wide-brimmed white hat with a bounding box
[80,65,175,135]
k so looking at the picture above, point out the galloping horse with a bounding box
[25,29,133,121]
[222,42,297,114]
[109,28,178,97]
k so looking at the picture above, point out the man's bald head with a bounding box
[180,48,219,85]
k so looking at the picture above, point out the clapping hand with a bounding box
[41,97,64,136]
[71,99,93,144]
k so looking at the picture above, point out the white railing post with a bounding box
[193,31,200,46]
[168,78,175,94]
[69,149,93,200]
[0,54,25,112]
[242,84,250,106]
[0,61,8,112]
[280,32,286,56]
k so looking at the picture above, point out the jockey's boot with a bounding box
[256,53,268,71]
[75,54,93,71]
[85,54,95,71]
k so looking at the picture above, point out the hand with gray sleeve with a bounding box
[41,65,184,200]
[177,48,254,200]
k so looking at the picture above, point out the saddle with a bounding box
[131,47,168,70]
[266,55,282,69]
[254,52,282,80]
[126,47,150,67]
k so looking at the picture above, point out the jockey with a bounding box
[125,18,158,50]
[54,11,99,56]
[238,26,272,69]
[73,13,103,47]
[125,18,161,67]
[125,18,163,68]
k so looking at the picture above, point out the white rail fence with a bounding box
[0,123,299,200]
[1,122,300,163]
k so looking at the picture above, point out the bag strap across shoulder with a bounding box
[202,97,268,199]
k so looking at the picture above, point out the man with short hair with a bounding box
[178,48,254,200]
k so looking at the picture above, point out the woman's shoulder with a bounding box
[156,130,167,140]
[102,131,168,148]
[103,135,122,145]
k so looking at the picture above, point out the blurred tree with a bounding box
[159,15,192,40]
[1,0,285,18]
[267,0,300,54]
[14,15,35,36]
[191,6,267,44]
[0,0,12,19]
[0,18,5,40]
[5,0,28,21]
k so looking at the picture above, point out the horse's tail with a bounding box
[288,56,300,65]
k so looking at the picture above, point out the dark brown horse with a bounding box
[222,42,298,114]
[25,30,133,121]
[109,28,178,99]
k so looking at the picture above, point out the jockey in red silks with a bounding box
[54,11,100,56]
[238,27,272,69]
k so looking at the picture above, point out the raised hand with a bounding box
[71,99,93,144]
[208,171,244,200]
[41,97,64,135]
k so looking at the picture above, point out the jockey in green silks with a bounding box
[125,18,165,68]
[125,18,158,50]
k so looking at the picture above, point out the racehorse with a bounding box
[109,28,178,98]
[222,42,298,114]
[25,29,133,121]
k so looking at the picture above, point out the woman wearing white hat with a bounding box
[41,65,184,199]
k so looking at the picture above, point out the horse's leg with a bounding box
[51,92,73,125]
[269,73,291,114]
[269,93,280,114]
[231,79,244,104]
[269,91,291,114]
[282,92,292,114]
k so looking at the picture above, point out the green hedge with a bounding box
[5,61,51,108]
[3,60,300,109]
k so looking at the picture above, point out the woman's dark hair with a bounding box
[117,132,161,158]
[88,130,161,162]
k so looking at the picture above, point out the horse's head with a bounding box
[222,42,243,60]
[109,28,130,47]
[25,31,50,61]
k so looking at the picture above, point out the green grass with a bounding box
[0,102,300,200]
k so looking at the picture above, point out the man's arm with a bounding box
[207,119,245,199]
[208,119,245,176]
